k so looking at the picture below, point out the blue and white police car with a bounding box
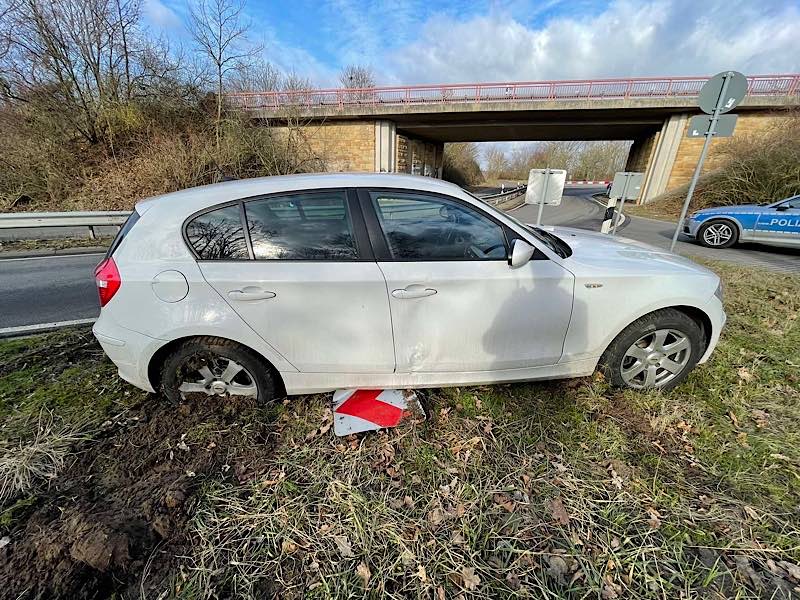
[683,194,800,249]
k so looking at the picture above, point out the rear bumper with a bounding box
[93,316,157,393]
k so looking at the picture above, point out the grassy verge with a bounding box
[0,236,113,254]
[625,201,681,222]
[0,261,798,598]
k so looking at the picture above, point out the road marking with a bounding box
[0,318,97,337]
[0,252,106,262]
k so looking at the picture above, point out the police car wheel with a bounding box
[697,220,738,248]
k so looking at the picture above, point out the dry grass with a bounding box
[0,410,86,502]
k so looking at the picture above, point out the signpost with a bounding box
[670,71,747,251]
[602,172,643,234]
[525,168,566,225]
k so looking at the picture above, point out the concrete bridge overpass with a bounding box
[227,74,800,202]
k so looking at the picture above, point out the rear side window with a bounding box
[106,209,140,258]
[244,191,358,260]
[186,204,249,260]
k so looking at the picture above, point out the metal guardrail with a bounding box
[0,211,130,238]
[479,185,527,206]
[226,74,800,111]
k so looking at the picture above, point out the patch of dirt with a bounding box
[0,394,278,600]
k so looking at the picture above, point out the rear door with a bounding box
[359,188,574,373]
[186,189,395,373]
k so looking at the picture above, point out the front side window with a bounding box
[779,196,800,209]
[244,191,358,260]
[370,192,507,260]
[186,204,249,260]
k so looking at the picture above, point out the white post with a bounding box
[611,174,631,235]
[536,167,550,226]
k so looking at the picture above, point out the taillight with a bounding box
[94,257,121,307]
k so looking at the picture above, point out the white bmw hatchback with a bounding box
[93,173,725,402]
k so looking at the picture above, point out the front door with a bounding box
[188,189,395,373]
[362,189,574,373]
[754,196,800,247]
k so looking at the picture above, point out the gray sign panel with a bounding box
[687,113,738,138]
[609,172,644,201]
[698,71,748,115]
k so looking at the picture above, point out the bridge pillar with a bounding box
[639,114,688,203]
[374,120,396,172]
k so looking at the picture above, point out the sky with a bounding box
[144,0,800,87]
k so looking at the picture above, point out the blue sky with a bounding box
[144,0,800,87]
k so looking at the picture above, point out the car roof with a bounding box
[135,172,466,215]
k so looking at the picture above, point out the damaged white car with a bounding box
[93,173,725,402]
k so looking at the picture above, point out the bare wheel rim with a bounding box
[178,355,257,398]
[620,329,692,389]
[702,223,733,246]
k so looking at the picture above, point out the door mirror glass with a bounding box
[509,239,535,268]
[775,204,789,212]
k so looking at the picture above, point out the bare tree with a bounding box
[339,64,375,89]
[187,0,259,148]
[483,146,510,180]
[227,58,281,92]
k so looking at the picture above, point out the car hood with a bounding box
[692,204,760,215]
[538,226,717,278]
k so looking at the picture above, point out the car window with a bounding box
[106,209,140,258]
[186,204,249,260]
[370,192,507,260]
[780,196,800,209]
[244,191,358,260]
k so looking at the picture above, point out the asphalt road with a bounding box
[1,186,798,332]
[0,252,104,330]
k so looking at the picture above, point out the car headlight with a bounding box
[714,281,724,301]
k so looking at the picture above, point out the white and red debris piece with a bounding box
[332,389,425,436]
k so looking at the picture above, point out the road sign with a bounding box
[687,114,738,138]
[671,71,747,251]
[332,389,425,435]
[525,168,566,226]
[609,171,643,201]
[698,71,747,114]
[603,172,643,234]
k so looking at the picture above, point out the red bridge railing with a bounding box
[227,74,800,111]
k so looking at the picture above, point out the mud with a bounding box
[0,394,277,600]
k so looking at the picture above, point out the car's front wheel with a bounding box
[160,337,276,403]
[697,219,738,248]
[599,309,705,390]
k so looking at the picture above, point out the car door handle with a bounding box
[391,285,437,299]
[227,287,276,301]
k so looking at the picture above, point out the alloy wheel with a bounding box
[177,355,258,398]
[702,223,733,247]
[620,329,692,389]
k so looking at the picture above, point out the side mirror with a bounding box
[775,205,789,212]
[509,239,536,268]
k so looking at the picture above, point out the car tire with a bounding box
[697,219,738,248]
[598,308,705,391]
[160,336,276,404]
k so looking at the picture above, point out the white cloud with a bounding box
[386,0,800,84]
[142,0,182,30]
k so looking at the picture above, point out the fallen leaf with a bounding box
[281,539,297,554]
[751,409,769,428]
[742,505,760,520]
[461,567,481,590]
[646,507,662,529]
[737,366,754,383]
[777,560,800,582]
[428,508,445,526]
[770,453,792,462]
[548,555,569,583]
[728,411,739,427]
[547,497,570,525]
[417,565,428,582]
[356,562,371,588]
[334,535,355,558]
[493,492,515,512]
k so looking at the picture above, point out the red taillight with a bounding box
[94,257,121,307]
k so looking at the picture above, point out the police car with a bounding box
[683,194,800,249]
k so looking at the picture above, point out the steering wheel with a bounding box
[465,243,505,259]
